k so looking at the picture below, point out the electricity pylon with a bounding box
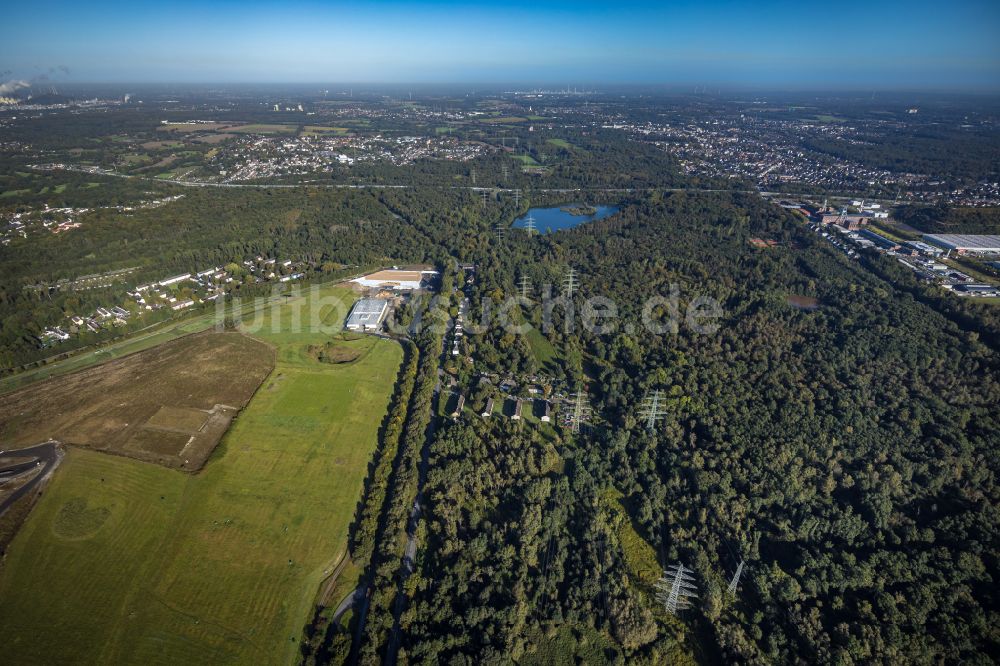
[513,188,521,208]
[481,190,489,207]
[502,163,510,182]
[519,275,532,300]
[523,215,536,236]
[563,267,578,298]
[655,563,698,615]
[638,389,667,431]
[495,222,505,244]
[471,168,477,185]
[567,391,590,434]
[727,560,744,596]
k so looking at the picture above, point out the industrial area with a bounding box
[781,199,1000,298]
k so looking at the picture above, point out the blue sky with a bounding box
[3,0,999,89]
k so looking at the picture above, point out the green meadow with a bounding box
[0,283,403,664]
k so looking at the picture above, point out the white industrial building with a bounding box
[351,268,438,291]
[923,234,1000,256]
[345,298,389,331]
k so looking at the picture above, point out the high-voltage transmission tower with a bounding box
[481,190,489,207]
[567,391,590,434]
[513,188,521,208]
[495,221,506,244]
[655,563,698,615]
[502,163,510,182]
[471,168,477,185]
[638,389,667,431]
[727,560,744,596]
[519,275,532,300]
[563,267,578,298]
[523,215,536,236]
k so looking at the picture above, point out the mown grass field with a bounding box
[546,138,574,149]
[0,283,403,664]
[524,324,560,371]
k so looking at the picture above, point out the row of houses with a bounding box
[41,304,132,344]
[477,396,552,422]
[38,257,308,348]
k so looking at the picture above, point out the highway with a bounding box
[0,441,60,516]
[29,165,919,205]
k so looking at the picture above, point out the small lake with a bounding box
[512,203,620,234]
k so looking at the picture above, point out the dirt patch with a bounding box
[53,497,110,540]
[787,294,820,310]
[307,341,363,364]
[145,406,210,432]
[192,133,236,144]
[0,332,274,471]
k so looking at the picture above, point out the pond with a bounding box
[512,203,620,234]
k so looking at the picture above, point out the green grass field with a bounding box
[0,283,403,664]
[523,324,560,371]
[546,138,574,149]
[513,154,540,166]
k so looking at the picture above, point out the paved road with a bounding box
[384,288,456,665]
[31,165,918,205]
[0,441,60,516]
[333,584,367,624]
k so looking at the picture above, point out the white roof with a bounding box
[923,234,1000,251]
[346,298,388,328]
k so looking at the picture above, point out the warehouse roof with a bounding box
[923,234,1000,252]
[345,298,388,329]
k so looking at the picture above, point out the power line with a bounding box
[567,391,590,434]
[655,562,698,615]
[727,559,745,597]
[638,389,667,431]
[562,267,578,298]
[523,215,536,236]
[519,275,532,300]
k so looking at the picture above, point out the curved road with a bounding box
[0,441,60,516]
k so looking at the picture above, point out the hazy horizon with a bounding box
[4,0,999,92]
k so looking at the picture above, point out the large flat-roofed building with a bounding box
[923,234,1000,255]
[859,229,900,251]
[345,298,389,331]
[351,268,438,291]
[904,240,944,257]
[820,212,872,230]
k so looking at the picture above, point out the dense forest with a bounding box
[383,192,998,663]
[3,96,999,663]
[892,204,1000,235]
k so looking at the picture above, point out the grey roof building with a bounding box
[345,298,389,331]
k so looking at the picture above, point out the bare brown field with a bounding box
[191,132,237,144]
[157,122,231,132]
[141,140,184,150]
[0,332,274,471]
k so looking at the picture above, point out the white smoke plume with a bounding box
[0,80,30,95]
